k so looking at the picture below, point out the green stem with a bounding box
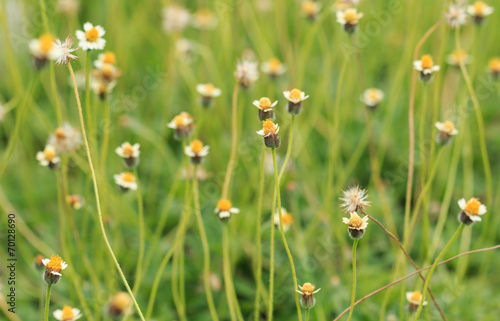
[413,224,465,320]
[85,51,93,138]
[346,239,359,321]
[99,94,111,173]
[222,82,240,199]
[43,284,52,321]
[306,309,310,321]
[254,145,265,321]
[272,148,302,321]
[223,225,237,321]
[132,169,145,295]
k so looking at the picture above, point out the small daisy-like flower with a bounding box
[167,112,194,141]
[337,8,363,33]
[488,57,500,80]
[283,88,309,115]
[107,292,133,318]
[184,139,210,164]
[342,212,369,239]
[302,1,322,20]
[235,59,259,88]
[94,51,116,69]
[66,194,85,210]
[458,197,487,225]
[42,255,68,285]
[36,145,61,169]
[406,291,428,313]
[446,49,471,67]
[339,186,370,213]
[261,58,287,78]
[196,83,222,108]
[114,172,138,191]
[274,208,293,232]
[413,54,440,82]
[75,22,106,51]
[435,121,459,145]
[91,79,116,100]
[48,123,82,154]
[115,142,140,168]
[54,35,78,65]
[192,9,218,30]
[257,119,281,148]
[297,283,321,309]
[445,3,468,28]
[253,97,278,121]
[162,5,190,33]
[94,62,121,84]
[53,305,82,321]
[360,88,384,109]
[29,34,59,69]
[214,199,239,222]
[467,1,494,25]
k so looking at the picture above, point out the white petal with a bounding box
[470,215,482,222]
[83,22,93,31]
[413,61,423,71]
[342,217,350,224]
[458,198,466,210]
[42,258,49,266]
[478,205,487,215]
[252,100,261,108]
[53,310,63,320]
[230,207,240,214]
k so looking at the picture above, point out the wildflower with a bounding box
[54,35,78,65]
[94,62,121,84]
[257,119,281,148]
[76,22,106,51]
[274,208,293,232]
[253,97,278,121]
[458,197,487,225]
[446,49,471,67]
[29,34,59,69]
[114,172,138,192]
[261,58,286,78]
[48,123,82,154]
[115,142,140,168]
[162,5,190,33]
[297,283,321,309]
[413,54,440,82]
[67,194,85,210]
[53,305,82,321]
[196,83,222,108]
[185,139,210,164]
[107,292,133,319]
[94,51,116,69]
[35,254,45,270]
[91,79,116,100]
[488,57,500,80]
[42,255,68,285]
[467,1,494,25]
[337,8,363,33]
[340,186,370,213]
[176,38,195,63]
[406,291,427,313]
[36,145,60,169]
[192,9,218,30]
[302,1,321,20]
[235,59,259,88]
[342,212,369,239]
[167,112,194,141]
[360,88,384,109]
[283,88,309,115]
[445,3,468,28]
[435,121,459,145]
[214,199,239,222]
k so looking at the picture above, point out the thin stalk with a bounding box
[223,225,237,321]
[306,309,310,321]
[85,51,93,137]
[272,148,302,321]
[346,239,359,321]
[99,94,111,173]
[43,284,52,321]
[254,145,265,321]
[413,224,465,320]
[132,169,145,295]
[67,63,145,321]
[222,82,241,199]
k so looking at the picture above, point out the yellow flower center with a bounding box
[122,143,135,157]
[348,213,363,228]
[191,139,204,154]
[103,51,116,64]
[442,121,455,133]
[122,172,135,183]
[421,55,434,69]
[269,58,281,72]
[283,213,293,225]
[489,58,500,72]
[452,50,467,63]
[300,283,316,296]
[174,115,185,127]
[259,97,272,109]
[44,148,56,161]
[111,292,132,311]
[86,27,99,42]
[465,198,481,216]
[302,1,316,15]
[262,119,277,136]
[204,83,215,94]
[218,199,232,211]
[344,9,358,24]
[55,128,66,139]
[39,34,55,53]
[474,1,486,15]
[410,291,422,302]
[369,89,379,100]
[61,306,74,320]
[289,88,302,100]
[196,9,213,25]
[101,64,114,78]
[46,255,64,273]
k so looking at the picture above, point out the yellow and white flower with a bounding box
[342,212,369,239]
[48,123,82,154]
[445,3,468,28]
[414,54,440,82]
[162,5,190,33]
[36,145,61,168]
[192,9,218,30]
[274,208,293,232]
[253,97,278,121]
[261,58,287,77]
[360,88,384,108]
[42,255,68,284]
[488,57,500,79]
[116,142,140,168]
[54,35,78,65]
[458,197,487,224]
[114,172,138,191]
[107,292,133,318]
[215,199,239,221]
[297,283,321,309]
[29,34,59,68]
[284,88,309,115]
[76,22,106,51]
[185,139,210,164]
[446,49,471,67]
[467,1,494,24]
[197,83,222,98]
[337,8,363,33]
[257,119,281,148]
[53,305,82,321]
[91,79,116,100]
[435,121,458,145]
[406,291,427,312]
[167,112,194,140]
[235,59,259,88]
[302,1,322,20]
[94,51,116,69]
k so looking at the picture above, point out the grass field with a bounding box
[1,0,500,320]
